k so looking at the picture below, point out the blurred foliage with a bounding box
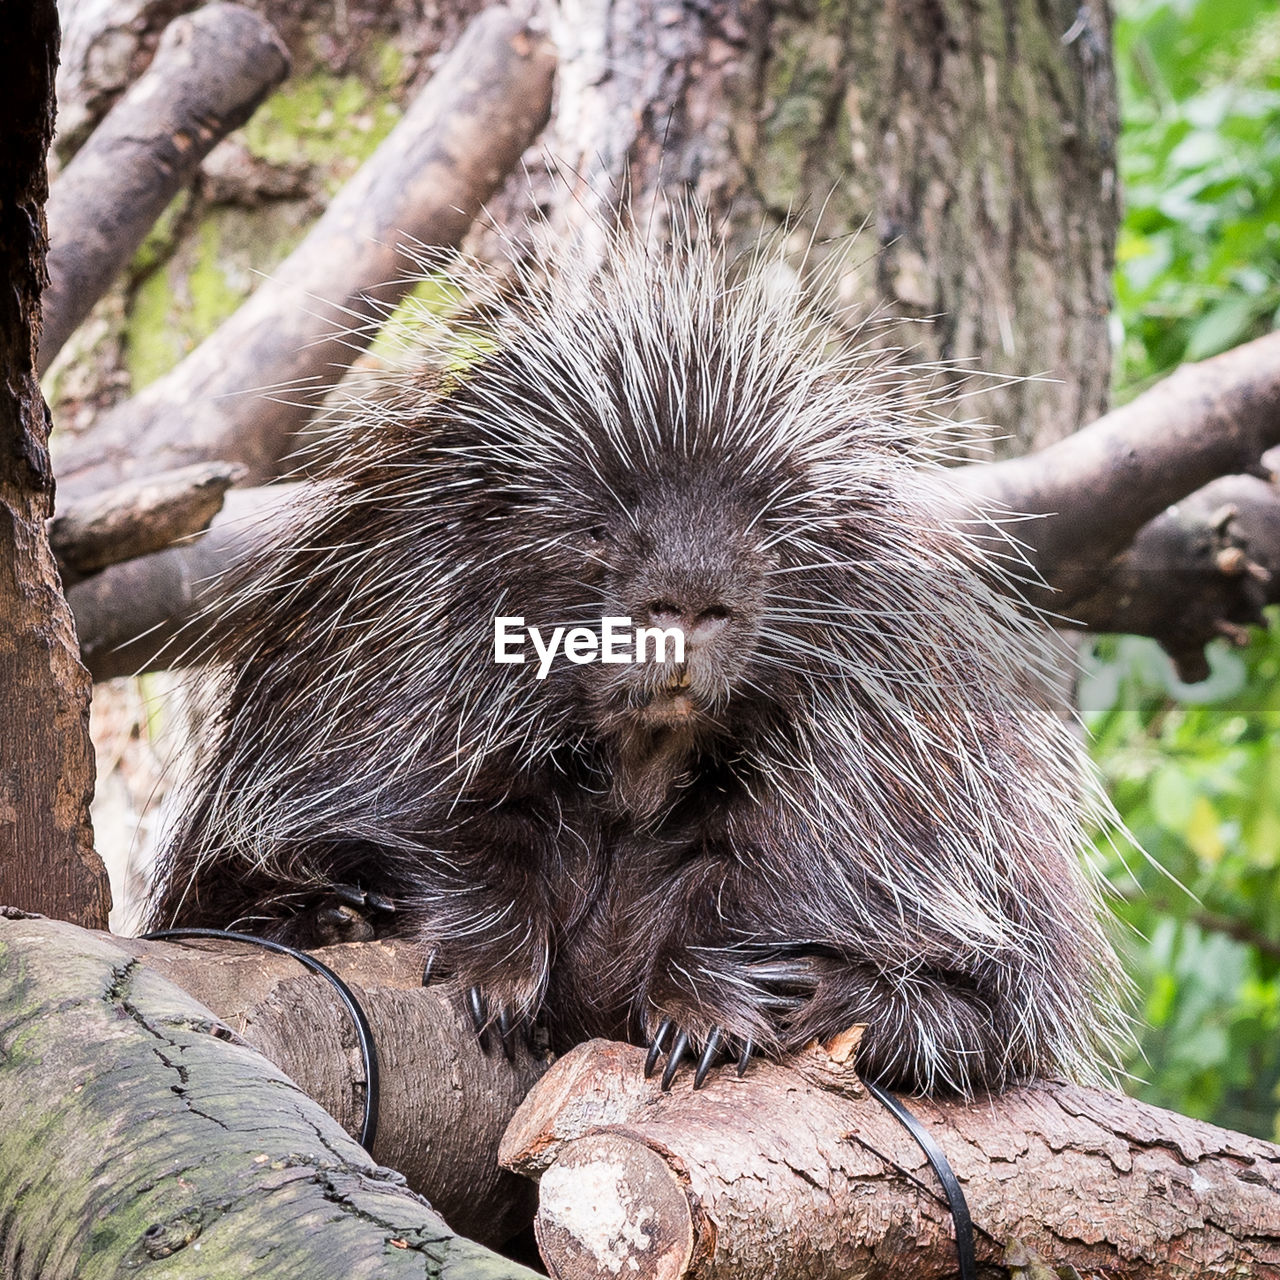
[1112,0,1280,395]
[1087,0,1280,1139]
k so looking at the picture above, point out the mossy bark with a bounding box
[547,0,1118,453]
[0,913,541,1279]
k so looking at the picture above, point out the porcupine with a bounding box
[149,218,1126,1096]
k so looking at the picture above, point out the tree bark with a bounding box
[0,911,541,1278]
[39,4,291,374]
[0,0,109,929]
[125,927,548,1245]
[547,0,1117,451]
[501,1039,1280,1280]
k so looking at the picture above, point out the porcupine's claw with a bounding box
[462,988,533,1062]
[645,1018,673,1077]
[467,987,490,1053]
[330,883,397,915]
[737,1036,755,1077]
[497,1007,517,1062]
[309,883,399,946]
[692,1028,723,1089]
[660,1029,692,1090]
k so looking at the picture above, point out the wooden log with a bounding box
[39,4,290,373]
[54,0,203,156]
[49,461,240,584]
[55,4,557,498]
[0,911,548,1271]
[499,1039,1280,1279]
[127,928,548,1245]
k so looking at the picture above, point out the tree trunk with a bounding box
[0,0,109,929]
[546,0,1117,451]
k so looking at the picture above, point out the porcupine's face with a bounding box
[443,229,911,803]
[577,460,776,743]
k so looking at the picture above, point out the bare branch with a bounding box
[1064,474,1280,679]
[54,0,201,155]
[39,4,291,373]
[49,461,240,585]
[953,330,1280,607]
[67,484,295,681]
[55,4,557,499]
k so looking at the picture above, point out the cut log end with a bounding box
[535,1134,695,1280]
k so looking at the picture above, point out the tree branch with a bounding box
[54,3,557,499]
[67,484,297,680]
[54,0,202,156]
[38,4,291,374]
[49,461,240,585]
[1064,474,1280,680]
[953,330,1280,608]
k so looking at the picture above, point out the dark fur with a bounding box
[151,232,1122,1094]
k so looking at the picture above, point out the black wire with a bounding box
[861,1077,977,1280]
[141,927,380,1154]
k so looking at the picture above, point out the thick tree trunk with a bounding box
[0,0,109,929]
[547,0,1117,451]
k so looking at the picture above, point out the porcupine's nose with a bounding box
[646,599,731,649]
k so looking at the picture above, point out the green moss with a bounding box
[124,204,313,389]
[124,219,243,389]
[124,265,186,389]
[121,36,407,390]
[241,65,403,191]
[188,221,245,341]
[131,191,191,276]
[376,39,406,92]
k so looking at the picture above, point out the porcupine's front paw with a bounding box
[641,949,824,1090]
[782,960,1020,1096]
[421,946,550,1063]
